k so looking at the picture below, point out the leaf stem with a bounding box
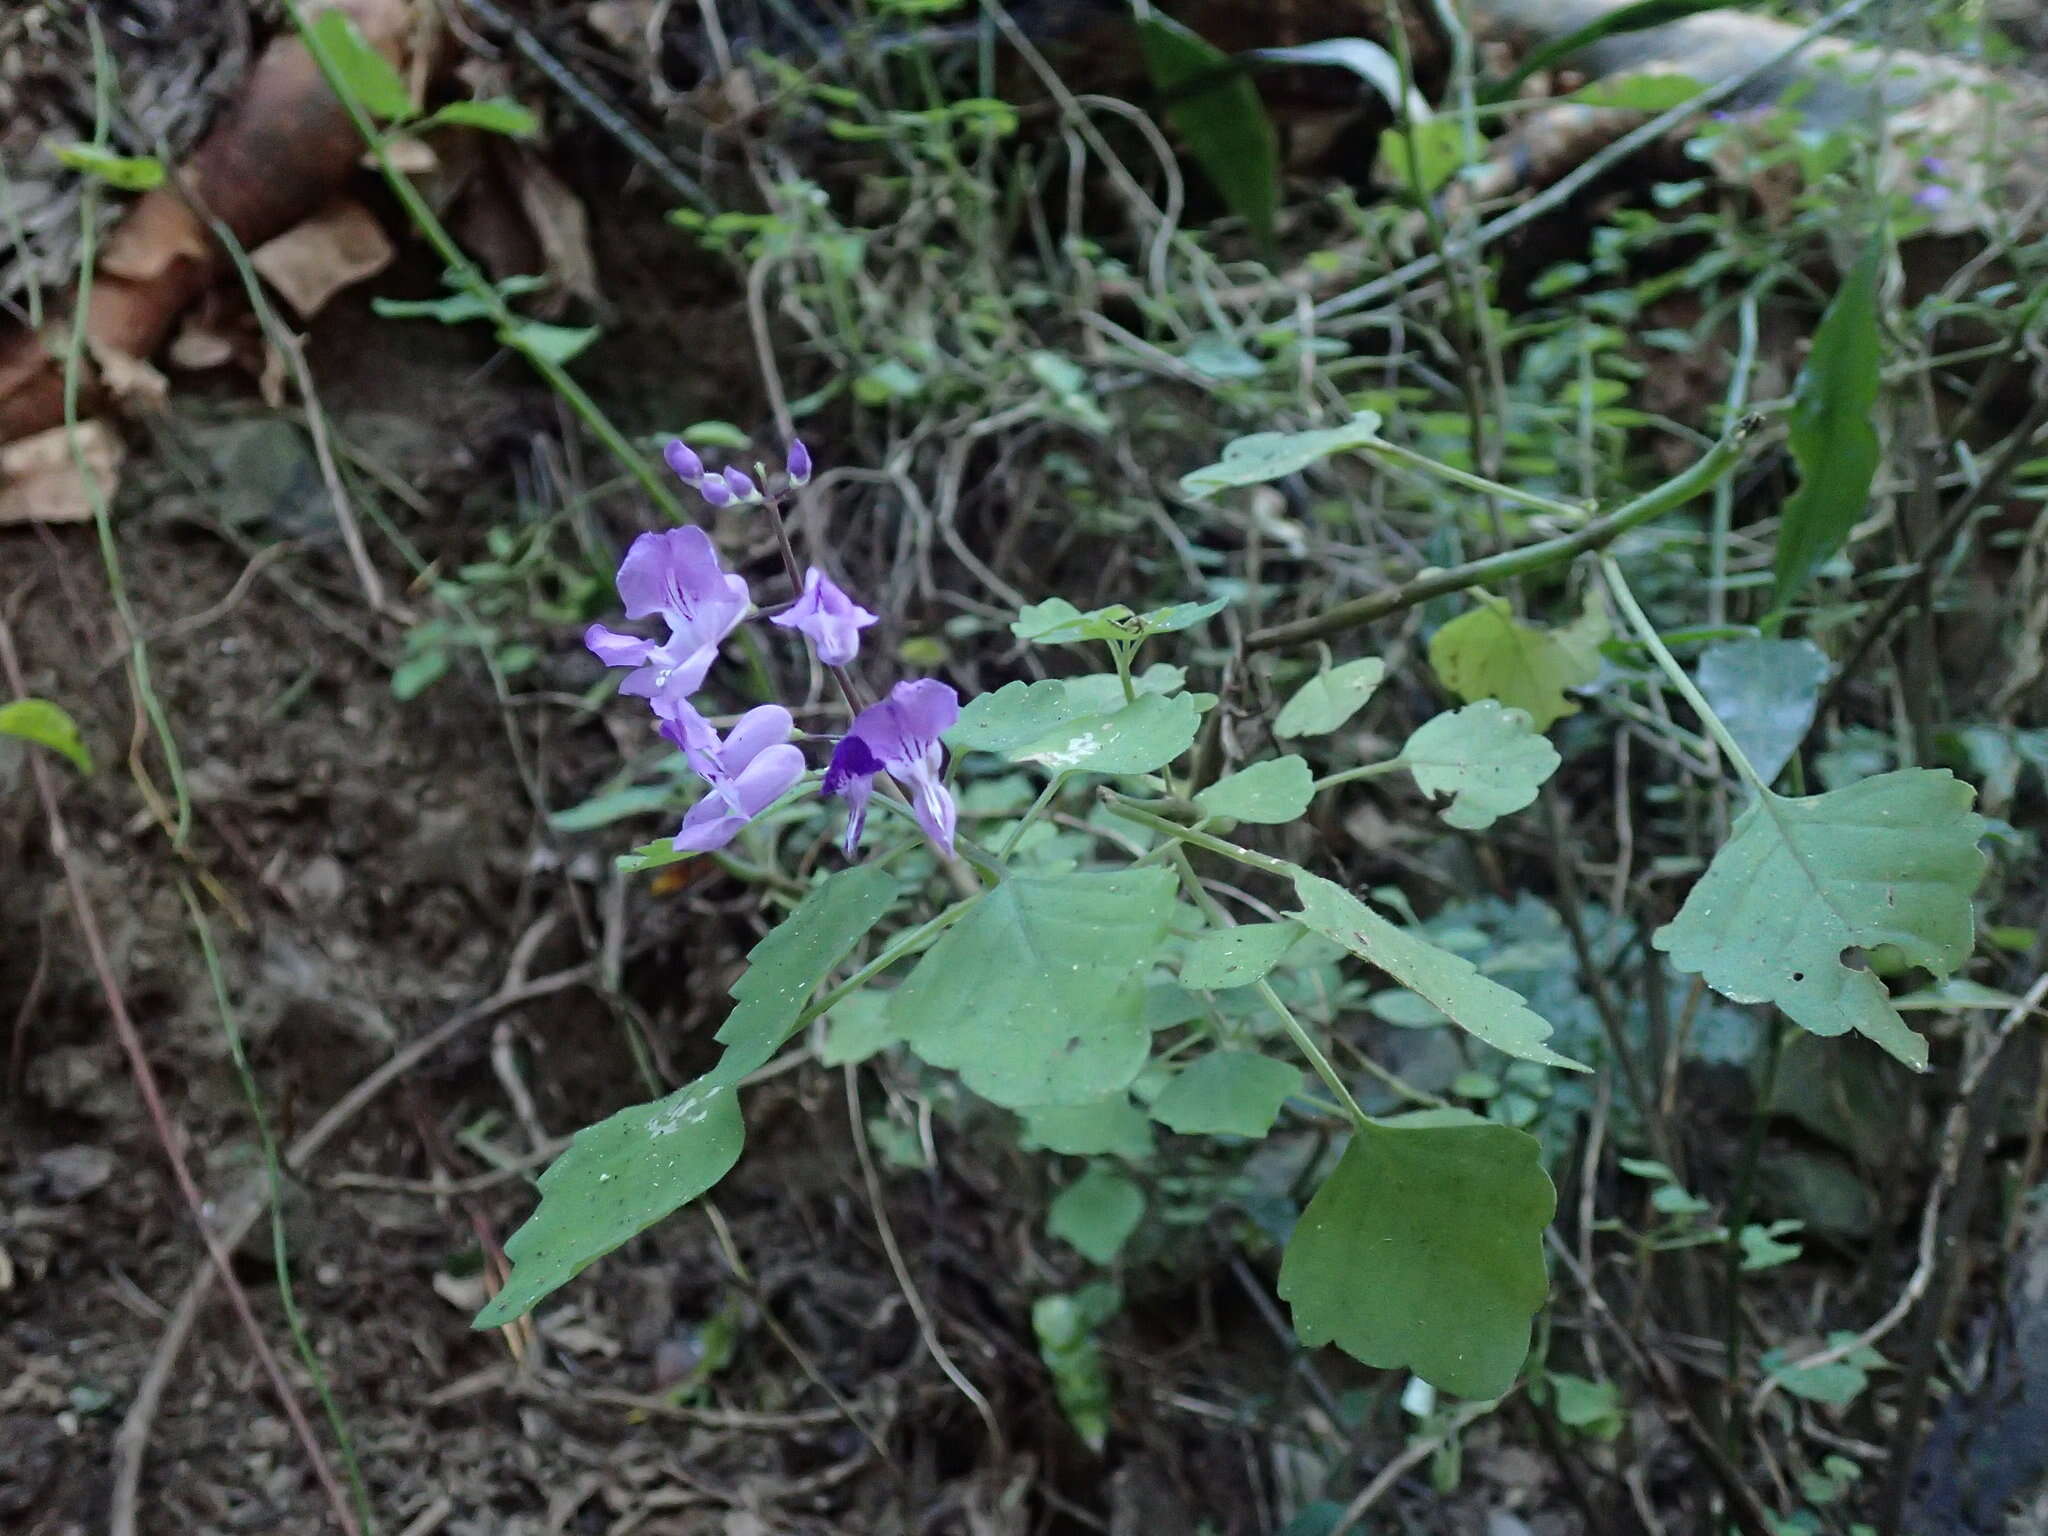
[1256,978,1371,1130]
[999,772,1070,861]
[1598,557,1766,795]
[1101,794,1296,880]
[1364,436,1587,522]
[1312,758,1407,794]
[1248,417,1758,650]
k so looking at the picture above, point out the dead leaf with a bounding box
[33,1146,115,1203]
[251,197,396,319]
[86,339,169,414]
[584,0,646,50]
[379,135,439,174]
[505,147,602,309]
[0,422,122,525]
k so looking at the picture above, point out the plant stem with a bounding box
[1313,759,1406,794]
[1256,979,1371,1129]
[1599,556,1767,794]
[799,897,977,1026]
[1248,417,1758,650]
[281,0,683,519]
[1101,795,1297,881]
[999,773,1069,861]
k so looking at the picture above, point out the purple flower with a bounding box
[659,704,806,852]
[699,476,734,508]
[722,466,759,503]
[771,567,879,666]
[1920,156,1950,177]
[786,438,812,485]
[1914,183,1953,210]
[822,678,959,858]
[583,527,750,716]
[664,440,704,484]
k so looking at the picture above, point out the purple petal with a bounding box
[1913,183,1952,210]
[769,567,879,667]
[657,702,723,779]
[823,734,883,799]
[614,527,743,623]
[846,679,960,772]
[786,438,812,484]
[1920,155,1950,176]
[719,705,796,773]
[895,757,957,855]
[722,466,758,501]
[726,742,806,815]
[585,623,654,669]
[664,440,704,483]
[699,477,733,508]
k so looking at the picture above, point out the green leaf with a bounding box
[1179,413,1384,498]
[1195,756,1313,823]
[1137,14,1279,250]
[1762,1333,1885,1406]
[1279,1117,1555,1399]
[1548,1372,1624,1438]
[1180,921,1302,990]
[894,869,1176,1107]
[1402,701,1560,830]
[1773,243,1882,610]
[1291,874,1585,1070]
[713,865,899,1079]
[1378,119,1466,196]
[0,698,92,774]
[1023,1098,1155,1159]
[1049,1168,1146,1263]
[476,868,896,1328]
[948,671,1185,756]
[819,990,901,1067]
[52,143,165,190]
[1696,637,1830,786]
[427,98,540,137]
[1428,594,1606,730]
[1009,691,1201,776]
[1653,769,1985,1070]
[501,320,600,367]
[1739,1220,1806,1272]
[547,783,676,832]
[1565,74,1707,111]
[473,1069,744,1329]
[1151,1051,1300,1136]
[1034,1286,1119,1450]
[307,9,414,121]
[390,649,450,700]
[1274,657,1387,738]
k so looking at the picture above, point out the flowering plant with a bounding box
[473,420,1986,1415]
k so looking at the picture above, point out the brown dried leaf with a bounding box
[0,422,122,525]
[250,197,396,319]
[86,339,169,414]
[505,147,601,309]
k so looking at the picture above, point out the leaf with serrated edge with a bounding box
[474,867,895,1328]
[1180,922,1302,990]
[894,870,1176,1107]
[1652,769,1985,1070]
[1195,756,1313,823]
[1280,1114,1554,1398]
[1275,657,1387,738]
[1151,1051,1300,1136]
[1403,701,1560,830]
[1291,873,1584,1070]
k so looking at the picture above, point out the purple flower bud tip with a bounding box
[1914,184,1952,210]
[723,466,759,501]
[664,440,704,483]
[699,476,734,508]
[1921,155,1950,176]
[786,438,812,485]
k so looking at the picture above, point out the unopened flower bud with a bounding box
[664,440,704,483]
[786,438,813,485]
[699,476,734,508]
[722,466,759,502]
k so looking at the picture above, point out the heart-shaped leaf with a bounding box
[1275,657,1388,738]
[1151,1051,1301,1136]
[1179,413,1384,497]
[1049,1168,1146,1264]
[1195,755,1314,823]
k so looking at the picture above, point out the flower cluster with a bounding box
[584,438,959,860]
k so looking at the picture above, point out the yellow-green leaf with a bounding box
[1428,594,1606,730]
